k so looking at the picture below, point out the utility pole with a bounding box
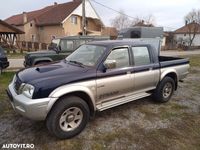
[82,0,86,35]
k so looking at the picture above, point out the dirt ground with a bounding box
[0,63,200,150]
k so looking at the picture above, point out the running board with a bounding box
[96,92,151,111]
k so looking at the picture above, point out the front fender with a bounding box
[47,82,96,113]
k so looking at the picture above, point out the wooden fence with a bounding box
[18,41,50,52]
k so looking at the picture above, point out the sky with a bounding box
[0,0,199,31]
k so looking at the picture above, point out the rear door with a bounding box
[131,46,159,93]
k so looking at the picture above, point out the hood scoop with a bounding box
[35,65,61,73]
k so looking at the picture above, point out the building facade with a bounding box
[174,22,200,46]
[5,0,104,44]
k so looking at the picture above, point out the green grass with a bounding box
[0,72,15,115]
[170,103,189,110]
[183,55,200,67]
[0,72,15,86]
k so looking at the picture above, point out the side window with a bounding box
[105,48,130,69]
[60,40,74,51]
[132,47,151,66]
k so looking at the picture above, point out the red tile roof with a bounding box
[4,1,81,26]
[0,19,24,34]
[175,22,200,34]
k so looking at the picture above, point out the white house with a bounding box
[174,22,200,46]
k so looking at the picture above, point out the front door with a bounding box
[96,47,133,103]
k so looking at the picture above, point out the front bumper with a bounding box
[7,81,55,121]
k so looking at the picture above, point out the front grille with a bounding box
[14,77,22,94]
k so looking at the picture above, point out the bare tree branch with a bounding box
[184,9,200,46]
[111,10,132,30]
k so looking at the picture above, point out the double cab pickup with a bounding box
[7,40,189,139]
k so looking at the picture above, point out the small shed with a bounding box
[0,19,24,51]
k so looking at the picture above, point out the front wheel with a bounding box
[153,77,175,103]
[46,96,90,139]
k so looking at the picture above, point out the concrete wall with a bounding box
[24,20,39,42]
[62,15,82,36]
[38,25,65,43]
[17,25,25,41]
[17,15,102,43]
[62,16,102,36]
[175,33,200,46]
[87,18,101,32]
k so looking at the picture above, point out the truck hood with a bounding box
[18,61,92,85]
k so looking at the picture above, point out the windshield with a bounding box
[66,45,106,67]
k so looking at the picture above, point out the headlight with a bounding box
[19,83,35,98]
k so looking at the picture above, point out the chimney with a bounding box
[23,12,27,24]
[54,2,58,5]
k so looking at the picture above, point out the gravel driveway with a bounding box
[8,59,24,69]
[0,66,200,150]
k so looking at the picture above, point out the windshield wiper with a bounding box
[69,60,84,67]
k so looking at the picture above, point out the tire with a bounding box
[153,77,175,103]
[46,96,90,139]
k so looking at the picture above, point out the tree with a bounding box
[111,10,132,30]
[132,15,156,27]
[184,9,200,46]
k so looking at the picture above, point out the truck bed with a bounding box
[159,56,189,68]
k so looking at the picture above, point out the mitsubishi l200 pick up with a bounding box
[7,39,189,139]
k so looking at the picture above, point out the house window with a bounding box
[30,23,33,27]
[71,16,77,24]
[184,33,186,36]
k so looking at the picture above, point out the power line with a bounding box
[90,0,176,30]
[91,0,137,20]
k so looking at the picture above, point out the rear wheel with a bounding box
[46,96,90,139]
[153,77,175,103]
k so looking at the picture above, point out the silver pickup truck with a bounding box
[7,39,189,139]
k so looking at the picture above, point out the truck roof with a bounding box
[55,35,110,40]
[87,38,161,56]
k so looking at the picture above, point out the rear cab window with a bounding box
[131,46,151,66]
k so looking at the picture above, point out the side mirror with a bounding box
[104,60,117,70]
